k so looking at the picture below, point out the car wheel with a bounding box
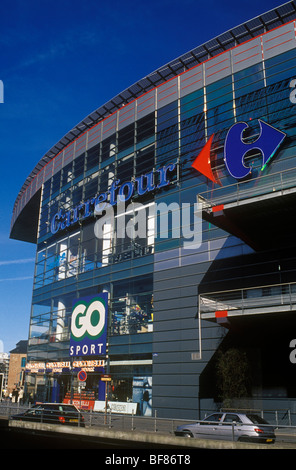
[183,431,193,438]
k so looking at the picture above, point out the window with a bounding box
[51,171,61,196]
[84,175,99,200]
[235,87,268,124]
[111,275,153,336]
[80,222,97,272]
[117,153,134,181]
[224,414,242,424]
[136,145,155,177]
[118,123,135,153]
[73,153,85,179]
[99,164,115,192]
[180,112,205,182]
[38,204,49,239]
[206,76,234,138]
[201,413,223,424]
[86,144,100,173]
[61,162,73,187]
[136,113,155,142]
[156,102,179,166]
[234,63,265,99]
[102,134,116,162]
[72,182,83,207]
[42,179,51,202]
[265,48,296,86]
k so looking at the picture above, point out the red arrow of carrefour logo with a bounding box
[191,134,221,185]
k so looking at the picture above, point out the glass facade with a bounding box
[11,10,296,418]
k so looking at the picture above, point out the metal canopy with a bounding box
[14,1,296,210]
[202,187,296,251]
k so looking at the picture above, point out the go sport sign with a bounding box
[69,293,108,357]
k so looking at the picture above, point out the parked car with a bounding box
[11,403,85,427]
[175,412,275,443]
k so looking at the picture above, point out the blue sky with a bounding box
[0,0,285,353]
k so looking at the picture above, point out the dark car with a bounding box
[11,403,85,427]
[175,412,275,443]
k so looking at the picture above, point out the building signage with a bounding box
[108,245,153,264]
[93,400,137,414]
[192,119,286,184]
[224,120,286,180]
[69,293,108,357]
[50,116,286,237]
[25,359,105,373]
[25,362,46,373]
[72,359,105,371]
[46,361,71,373]
[51,163,176,235]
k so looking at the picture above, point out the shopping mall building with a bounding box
[10,2,296,418]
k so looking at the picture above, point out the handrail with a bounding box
[199,281,296,316]
[199,166,296,208]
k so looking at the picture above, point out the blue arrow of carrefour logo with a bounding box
[224,120,286,179]
[192,120,286,183]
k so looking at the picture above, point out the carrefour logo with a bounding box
[192,119,286,184]
[69,293,108,357]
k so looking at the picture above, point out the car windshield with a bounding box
[246,414,269,425]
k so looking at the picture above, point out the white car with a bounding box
[175,412,275,443]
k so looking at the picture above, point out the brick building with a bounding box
[7,341,27,400]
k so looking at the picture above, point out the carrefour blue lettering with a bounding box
[50,163,176,234]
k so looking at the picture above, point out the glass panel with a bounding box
[265,48,296,86]
[80,222,97,272]
[102,134,116,162]
[61,162,73,187]
[234,62,265,99]
[99,165,115,192]
[42,179,51,202]
[29,300,52,345]
[111,275,153,336]
[52,293,75,342]
[86,144,100,173]
[51,171,61,195]
[117,153,134,181]
[68,232,80,277]
[136,113,155,142]
[73,153,85,179]
[136,145,155,177]
[84,175,99,200]
[118,123,134,153]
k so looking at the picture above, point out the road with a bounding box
[0,418,193,450]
